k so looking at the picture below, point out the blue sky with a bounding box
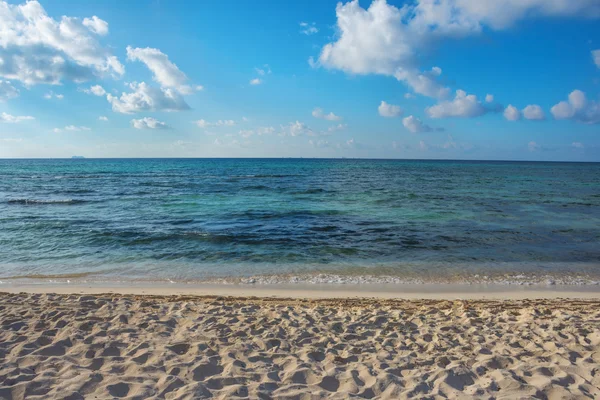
[0,0,599,160]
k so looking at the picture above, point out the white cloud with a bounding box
[254,65,271,76]
[82,16,109,36]
[280,121,314,137]
[98,116,108,121]
[53,125,90,132]
[107,82,190,114]
[131,117,170,130]
[82,84,106,96]
[394,67,450,99]
[504,104,521,121]
[317,0,413,76]
[257,126,275,135]
[194,119,236,128]
[65,125,91,131]
[249,78,262,85]
[409,0,600,34]
[593,50,600,68]
[404,93,415,99]
[195,119,210,128]
[485,94,494,103]
[309,139,330,148]
[0,0,124,86]
[522,104,545,120]
[328,123,347,132]
[0,80,19,100]
[528,141,541,152]
[43,90,64,100]
[402,115,432,133]
[289,121,311,136]
[551,89,600,124]
[418,140,428,151]
[315,0,600,98]
[572,142,584,149]
[126,46,199,95]
[0,112,34,123]
[239,127,274,138]
[427,90,497,118]
[299,22,319,35]
[312,107,342,121]
[378,101,402,117]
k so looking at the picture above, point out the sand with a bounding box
[1,292,599,399]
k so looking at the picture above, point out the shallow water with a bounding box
[1,158,599,284]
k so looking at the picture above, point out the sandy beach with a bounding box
[1,289,599,399]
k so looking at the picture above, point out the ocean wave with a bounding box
[201,273,600,286]
[6,198,88,205]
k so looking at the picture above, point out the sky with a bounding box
[0,0,599,161]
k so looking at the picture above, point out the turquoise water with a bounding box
[0,159,599,284]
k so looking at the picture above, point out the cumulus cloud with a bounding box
[0,80,19,100]
[82,16,109,36]
[126,46,199,95]
[299,22,319,35]
[409,0,600,34]
[280,121,314,137]
[195,119,236,128]
[378,101,402,117]
[593,50,600,68]
[0,0,124,86]
[249,78,262,85]
[82,84,106,96]
[402,115,432,133]
[551,90,600,124]
[0,112,34,123]
[106,82,190,114]
[312,107,342,121]
[317,0,413,76]
[504,105,521,121]
[394,67,450,99]
[485,94,494,103]
[98,116,108,121]
[314,0,600,98]
[131,117,170,129]
[522,104,545,120]
[427,90,499,118]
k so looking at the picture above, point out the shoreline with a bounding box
[3,281,600,299]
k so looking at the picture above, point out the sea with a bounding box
[1,158,599,285]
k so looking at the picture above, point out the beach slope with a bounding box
[0,292,599,399]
